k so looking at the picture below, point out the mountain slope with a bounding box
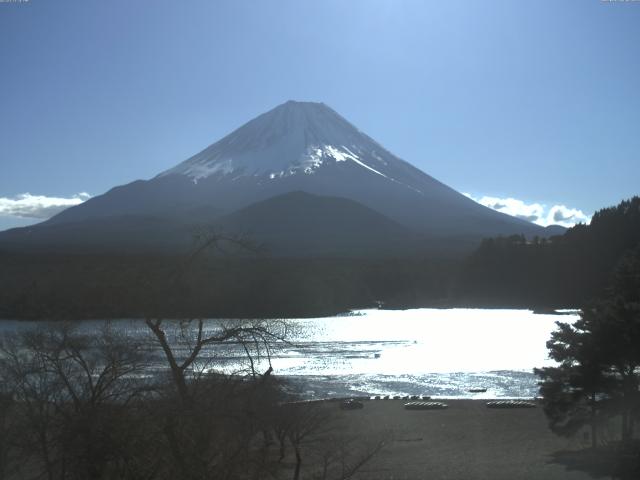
[0,214,192,254]
[1,101,548,254]
[215,191,422,256]
[0,192,423,257]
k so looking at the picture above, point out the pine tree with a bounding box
[535,245,640,447]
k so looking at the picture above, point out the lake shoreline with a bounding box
[0,308,575,400]
[0,305,579,322]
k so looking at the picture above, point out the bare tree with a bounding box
[314,430,387,480]
[0,391,17,480]
[0,323,148,480]
[140,316,291,479]
[144,317,289,404]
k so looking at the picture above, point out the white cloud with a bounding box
[464,193,591,228]
[0,192,91,219]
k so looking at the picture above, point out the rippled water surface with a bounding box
[0,308,578,399]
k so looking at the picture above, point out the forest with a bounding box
[456,196,640,308]
[0,197,638,320]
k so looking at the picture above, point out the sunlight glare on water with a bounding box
[278,308,574,376]
[0,309,578,398]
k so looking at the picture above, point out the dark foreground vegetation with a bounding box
[0,320,385,480]
[0,254,455,320]
[535,242,640,479]
[0,197,638,319]
[457,196,640,308]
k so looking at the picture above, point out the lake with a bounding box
[0,308,578,399]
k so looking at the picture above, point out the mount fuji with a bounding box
[0,101,550,256]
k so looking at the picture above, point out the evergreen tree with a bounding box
[534,315,613,447]
[535,244,640,447]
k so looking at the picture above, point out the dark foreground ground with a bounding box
[323,399,597,480]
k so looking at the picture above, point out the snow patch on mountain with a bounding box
[164,144,387,181]
[159,101,393,182]
[320,145,385,177]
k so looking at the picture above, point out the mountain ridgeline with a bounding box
[0,101,548,256]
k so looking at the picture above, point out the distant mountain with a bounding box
[215,191,422,256]
[543,224,567,237]
[0,100,548,255]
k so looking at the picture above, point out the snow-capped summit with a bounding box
[19,100,548,253]
[160,101,399,183]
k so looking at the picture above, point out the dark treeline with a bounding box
[0,252,457,320]
[455,197,640,308]
[1,196,639,320]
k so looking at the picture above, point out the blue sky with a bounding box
[1,0,639,231]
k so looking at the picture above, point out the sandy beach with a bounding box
[326,399,595,480]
